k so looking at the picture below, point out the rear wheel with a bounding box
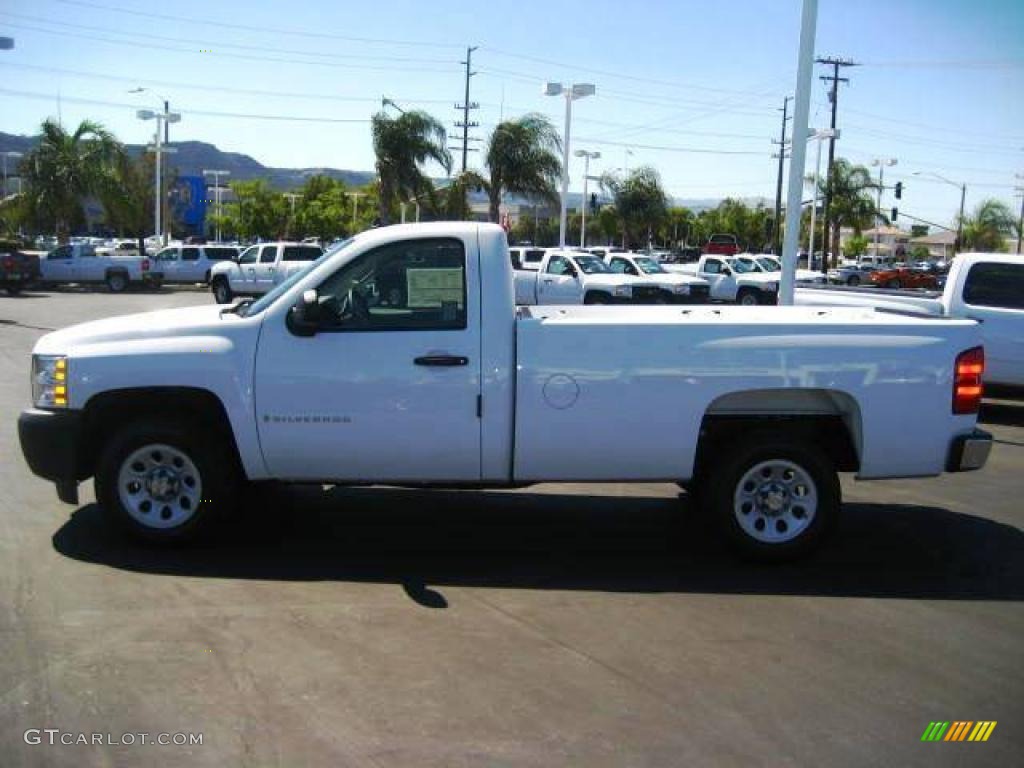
[5,283,23,296]
[702,433,839,561]
[212,277,233,304]
[737,288,760,306]
[886,278,902,289]
[95,417,239,544]
[106,272,128,293]
[847,275,861,286]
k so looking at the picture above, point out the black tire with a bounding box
[847,275,860,286]
[886,279,901,289]
[95,416,240,544]
[584,291,612,305]
[5,283,23,296]
[736,288,760,306]
[212,278,233,304]
[106,271,128,293]
[702,432,840,561]
[204,270,211,285]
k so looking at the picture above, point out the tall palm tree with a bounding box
[819,159,880,267]
[600,166,668,248]
[371,110,451,225]
[479,114,562,223]
[959,199,1015,252]
[22,118,124,242]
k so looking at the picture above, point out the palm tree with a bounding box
[600,166,668,248]
[22,118,124,242]
[959,199,1015,252]
[371,110,451,225]
[819,159,881,267]
[477,114,562,223]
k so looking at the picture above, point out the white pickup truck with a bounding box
[209,241,322,303]
[18,223,992,561]
[796,253,1024,387]
[514,249,665,305]
[666,254,780,305]
[38,242,163,292]
[733,253,826,285]
[604,252,711,303]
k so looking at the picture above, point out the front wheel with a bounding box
[703,433,840,561]
[847,275,861,286]
[106,272,128,293]
[95,417,239,543]
[886,279,902,289]
[212,278,233,304]
[736,288,760,306]
[5,283,23,296]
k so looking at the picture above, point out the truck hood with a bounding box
[33,304,243,355]
[584,273,655,289]
[735,273,779,287]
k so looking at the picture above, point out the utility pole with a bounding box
[771,96,792,254]
[345,192,365,232]
[453,46,480,173]
[815,56,857,272]
[1015,175,1024,254]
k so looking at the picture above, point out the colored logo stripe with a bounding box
[921,721,996,742]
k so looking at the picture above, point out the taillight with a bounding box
[142,258,150,271]
[953,346,984,414]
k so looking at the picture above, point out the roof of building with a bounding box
[862,226,912,237]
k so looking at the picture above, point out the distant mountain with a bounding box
[0,131,375,189]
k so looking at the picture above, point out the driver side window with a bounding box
[547,256,571,276]
[238,246,258,265]
[316,237,467,331]
[704,259,722,274]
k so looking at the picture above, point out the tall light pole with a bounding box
[806,129,837,264]
[137,109,181,245]
[202,169,230,243]
[130,87,172,143]
[2,151,22,199]
[346,192,365,232]
[545,82,596,248]
[870,158,897,261]
[575,149,600,248]
[1015,174,1024,255]
[913,171,966,255]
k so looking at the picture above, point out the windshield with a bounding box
[572,254,611,274]
[634,256,666,274]
[239,238,355,317]
[725,258,756,274]
[756,257,781,271]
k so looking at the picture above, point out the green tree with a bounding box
[844,234,870,259]
[20,118,124,242]
[820,159,880,268]
[959,199,1015,252]
[371,110,450,225]
[224,179,287,241]
[293,175,349,242]
[596,205,620,245]
[473,114,562,223]
[600,166,668,248]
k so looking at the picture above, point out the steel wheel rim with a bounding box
[117,443,203,529]
[110,275,126,290]
[740,293,758,306]
[733,459,817,544]
[214,283,228,301]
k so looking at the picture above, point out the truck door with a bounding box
[42,245,75,282]
[76,244,102,282]
[234,246,259,292]
[154,247,181,282]
[958,261,1024,386]
[700,258,731,300]
[180,246,202,282]
[538,255,582,304]
[253,235,482,481]
[252,245,279,293]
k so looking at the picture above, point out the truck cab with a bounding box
[666,254,779,305]
[604,252,710,303]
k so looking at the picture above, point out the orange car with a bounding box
[868,267,939,290]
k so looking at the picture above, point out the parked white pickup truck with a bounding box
[153,244,240,285]
[19,223,992,560]
[38,243,163,292]
[514,249,664,304]
[733,253,826,285]
[796,253,1024,387]
[604,252,711,303]
[666,254,780,305]
[209,242,322,303]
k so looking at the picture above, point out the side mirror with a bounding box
[287,289,320,337]
[567,266,579,279]
[721,267,732,276]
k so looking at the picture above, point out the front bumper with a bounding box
[946,428,993,472]
[18,408,85,503]
[668,287,712,304]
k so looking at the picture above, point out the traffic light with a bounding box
[590,193,598,214]
[891,207,898,222]
[894,181,903,200]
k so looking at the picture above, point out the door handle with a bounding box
[414,355,469,367]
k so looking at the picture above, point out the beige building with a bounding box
[840,226,911,262]
[909,230,957,261]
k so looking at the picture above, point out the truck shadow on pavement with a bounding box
[52,486,1024,607]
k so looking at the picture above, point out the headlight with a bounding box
[614,285,631,297]
[32,355,69,408]
[673,284,691,294]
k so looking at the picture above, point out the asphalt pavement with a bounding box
[1,287,1021,767]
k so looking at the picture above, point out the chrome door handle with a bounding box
[543,278,554,283]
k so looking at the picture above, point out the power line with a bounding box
[51,0,462,49]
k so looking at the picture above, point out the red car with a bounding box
[703,234,741,256]
[868,267,939,290]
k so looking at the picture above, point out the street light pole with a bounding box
[137,109,181,245]
[346,192,364,232]
[913,171,967,256]
[2,151,23,199]
[806,130,835,263]
[871,158,897,261]
[1015,174,1024,255]
[575,149,600,248]
[203,169,230,243]
[545,82,595,248]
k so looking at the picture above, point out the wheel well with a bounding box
[694,413,860,481]
[105,268,128,277]
[79,387,244,480]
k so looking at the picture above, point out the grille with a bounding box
[632,286,663,303]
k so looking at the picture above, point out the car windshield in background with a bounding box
[634,257,666,274]
[205,248,238,261]
[573,255,611,274]
[282,246,322,262]
[726,259,756,273]
[241,238,354,317]
[523,249,544,263]
[757,257,782,271]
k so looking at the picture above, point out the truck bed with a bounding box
[512,304,980,483]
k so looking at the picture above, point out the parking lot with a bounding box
[1,287,1022,767]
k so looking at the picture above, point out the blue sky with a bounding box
[1,0,1022,227]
